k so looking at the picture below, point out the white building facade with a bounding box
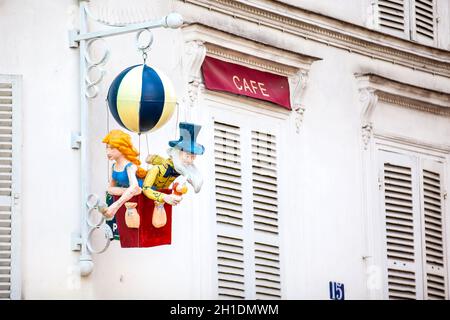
[0,0,449,300]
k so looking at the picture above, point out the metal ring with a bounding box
[87,208,105,228]
[87,225,111,254]
[85,84,99,99]
[86,194,100,209]
[85,64,105,87]
[135,28,154,51]
[85,38,110,66]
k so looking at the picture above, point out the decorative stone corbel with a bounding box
[290,69,309,133]
[359,88,378,150]
[182,40,207,116]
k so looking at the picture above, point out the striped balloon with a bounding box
[107,64,176,133]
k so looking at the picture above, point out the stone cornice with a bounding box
[178,0,450,77]
[376,92,450,117]
[182,24,321,75]
[356,73,450,113]
[356,73,450,149]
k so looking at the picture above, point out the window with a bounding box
[0,75,21,300]
[376,0,436,45]
[214,120,281,300]
[379,150,448,299]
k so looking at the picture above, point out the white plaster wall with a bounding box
[437,0,450,50]
[0,0,91,299]
[1,0,449,299]
[373,103,450,144]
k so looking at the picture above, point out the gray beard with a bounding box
[168,148,203,193]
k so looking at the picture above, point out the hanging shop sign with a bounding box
[201,56,291,110]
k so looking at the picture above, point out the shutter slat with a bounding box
[421,166,447,299]
[378,0,406,34]
[215,173,241,186]
[252,130,281,300]
[383,161,418,299]
[214,122,245,300]
[414,0,435,40]
[254,241,281,299]
[215,158,241,173]
[388,268,416,300]
[251,138,276,151]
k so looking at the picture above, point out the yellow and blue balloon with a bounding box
[107,64,176,133]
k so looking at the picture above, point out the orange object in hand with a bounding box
[172,182,188,196]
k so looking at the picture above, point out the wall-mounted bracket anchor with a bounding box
[71,232,82,251]
[71,132,81,149]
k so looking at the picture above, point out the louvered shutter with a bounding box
[251,130,281,299]
[0,82,13,300]
[377,0,409,38]
[212,114,283,300]
[214,121,246,299]
[420,160,447,299]
[0,78,18,300]
[0,76,21,300]
[380,152,423,299]
[411,0,436,45]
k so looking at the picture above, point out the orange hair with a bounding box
[102,130,147,179]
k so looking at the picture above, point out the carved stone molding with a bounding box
[356,73,450,149]
[290,70,309,133]
[179,0,450,77]
[289,70,308,110]
[182,40,207,111]
[292,106,306,134]
[205,44,297,76]
[359,88,378,150]
[362,123,374,150]
[377,92,450,117]
[183,40,207,84]
[360,88,378,125]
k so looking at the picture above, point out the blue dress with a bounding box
[106,162,143,240]
[112,162,144,187]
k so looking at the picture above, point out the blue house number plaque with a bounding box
[329,281,345,300]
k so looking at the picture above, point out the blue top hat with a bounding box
[169,122,205,155]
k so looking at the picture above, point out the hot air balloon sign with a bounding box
[107,64,176,134]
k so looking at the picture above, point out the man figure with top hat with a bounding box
[142,122,205,205]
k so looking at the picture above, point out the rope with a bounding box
[175,102,180,140]
[106,100,111,183]
[138,132,141,163]
[145,133,150,168]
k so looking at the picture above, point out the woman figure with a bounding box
[102,130,146,219]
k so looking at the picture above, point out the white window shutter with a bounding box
[380,152,423,299]
[377,0,410,38]
[0,80,14,300]
[420,160,447,299]
[214,121,246,299]
[411,0,436,45]
[213,116,282,300]
[251,130,281,300]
